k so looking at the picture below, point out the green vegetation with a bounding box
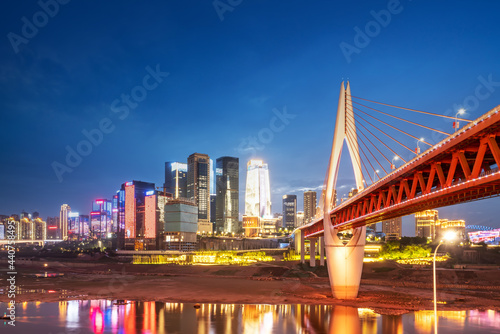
[379,240,430,260]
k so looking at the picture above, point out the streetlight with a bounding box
[373,169,380,182]
[454,108,465,132]
[391,156,399,170]
[416,137,424,155]
[433,231,456,334]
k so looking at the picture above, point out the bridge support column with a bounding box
[319,236,325,266]
[325,226,366,299]
[300,229,305,264]
[309,237,317,267]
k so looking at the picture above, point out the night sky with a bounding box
[1,0,500,236]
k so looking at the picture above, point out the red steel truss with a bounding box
[302,105,500,238]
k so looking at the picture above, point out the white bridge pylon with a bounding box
[323,81,366,299]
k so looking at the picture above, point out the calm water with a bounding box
[2,300,500,334]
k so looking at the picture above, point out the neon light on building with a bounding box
[469,228,500,244]
[125,184,136,238]
[144,194,156,239]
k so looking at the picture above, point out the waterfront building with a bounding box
[244,160,271,218]
[164,162,188,199]
[119,180,156,249]
[162,198,198,251]
[187,153,212,233]
[215,156,239,234]
[381,217,402,240]
[34,217,46,240]
[90,199,113,238]
[283,195,297,230]
[20,217,34,240]
[59,204,71,240]
[415,210,439,240]
[46,216,59,239]
[303,190,317,224]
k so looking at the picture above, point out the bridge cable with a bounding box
[354,116,407,164]
[348,95,472,122]
[345,123,374,184]
[351,106,433,146]
[351,108,417,155]
[345,119,384,178]
[351,100,451,136]
[349,119,391,172]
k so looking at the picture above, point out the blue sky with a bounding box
[1,0,500,236]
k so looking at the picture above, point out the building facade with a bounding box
[303,190,317,224]
[282,195,297,230]
[381,216,402,240]
[59,204,71,240]
[164,161,188,199]
[90,199,113,238]
[215,156,239,234]
[415,210,439,240]
[187,153,212,233]
[119,180,156,249]
[162,198,198,251]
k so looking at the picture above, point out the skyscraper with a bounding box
[215,156,239,233]
[282,195,297,230]
[382,217,402,240]
[303,190,317,224]
[244,160,271,218]
[119,180,156,249]
[187,153,212,233]
[164,162,188,199]
[59,204,71,240]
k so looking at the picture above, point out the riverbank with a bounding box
[2,260,500,315]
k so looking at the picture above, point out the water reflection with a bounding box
[2,300,500,333]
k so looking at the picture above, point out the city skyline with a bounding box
[1,1,500,236]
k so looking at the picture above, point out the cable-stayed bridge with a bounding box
[297,82,500,299]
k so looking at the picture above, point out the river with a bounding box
[2,300,500,333]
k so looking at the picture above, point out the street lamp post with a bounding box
[391,156,399,170]
[433,231,456,334]
[454,108,465,132]
[416,137,424,155]
[373,169,380,182]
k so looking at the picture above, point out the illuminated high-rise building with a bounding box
[162,198,198,251]
[436,219,466,240]
[67,212,80,239]
[215,156,239,233]
[59,204,71,240]
[20,217,34,240]
[382,217,402,240]
[415,210,439,240]
[112,194,119,233]
[303,190,317,224]
[119,180,156,249]
[46,216,59,239]
[187,153,212,233]
[164,162,188,199]
[33,218,46,240]
[244,160,271,218]
[282,195,297,230]
[90,199,113,238]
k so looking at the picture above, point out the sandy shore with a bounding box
[2,260,500,315]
